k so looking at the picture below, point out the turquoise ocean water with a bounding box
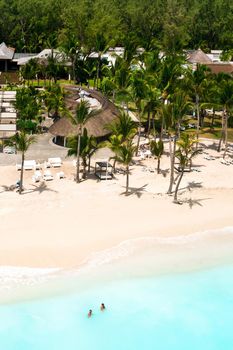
[0,263,233,350]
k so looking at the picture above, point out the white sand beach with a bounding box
[1,139,233,274]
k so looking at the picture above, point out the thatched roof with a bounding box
[49,87,120,138]
[187,49,212,64]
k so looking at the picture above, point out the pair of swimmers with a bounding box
[88,303,105,318]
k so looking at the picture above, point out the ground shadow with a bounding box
[120,184,148,198]
[180,197,212,209]
[160,168,170,178]
[22,181,58,195]
[200,141,218,152]
[0,184,17,193]
[187,181,203,191]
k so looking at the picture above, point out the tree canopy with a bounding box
[1,0,233,53]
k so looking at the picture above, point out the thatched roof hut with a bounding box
[49,87,120,138]
[187,48,212,64]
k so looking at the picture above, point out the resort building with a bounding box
[49,87,120,146]
[0,90,17,139]
[186,48,233,75]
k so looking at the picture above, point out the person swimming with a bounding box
[88,309,93,318]
[100,303,106,311]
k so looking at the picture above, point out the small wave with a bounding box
[0,266,61,290]
[0,226,233,290]
[81,226,233,268]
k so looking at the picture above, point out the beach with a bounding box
[1,139,233,348]
[0,139,233,272]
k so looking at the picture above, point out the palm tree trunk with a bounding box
[88,155,91,173]
[157,157,161,174]
[174,168,184,202]
[136,120,141,156]
[147,111,151,137]
[19,152,24,194]
[82,158,87,179]
[97,54,101,89]
[223,113,228,159]
[152,111,156,135]
[113,158,117,173]
[160,114,164,140]
[136,125,141,155]
[126,165,129,195]
[196,96,200,148]
[167,134,177,194]
[211,109,215,128]
[76,134,81,183]
[72,56,76,83]
[217,112,225,152]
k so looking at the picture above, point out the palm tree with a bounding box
[150,139,164,173]
[182,64,210,143]
[67,128,98,179]
[43,84,66,119]
[167,91,192,194]
[5,132,36,194]
[173,134,200,203]
[106,112,137,141]
[104,112,137,172]
[14,87,42,133]
[128,70,148,155]
[68,100,98,183]
[93,33,109,89]
[103,134,123,173]
[115,141,136,195]
[215,79,233,154]
[59,33,81,83]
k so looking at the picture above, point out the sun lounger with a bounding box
[204,156,215,160]
[3,146,16,154]
[48,157,62,167]
[56,171,65,179]
[144,150,152,158]
[35,162,42,170]
[16,160,36,170]
[43,170,54,181]
[44,161,51,169]
[220,158,230,165]
[32,171,42,183]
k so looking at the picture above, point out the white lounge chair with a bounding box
[35,162,42,170]
[43,170,54,181]
[56,171,65,179]
[220,158,230,165]
[144,150,152,158]
[44,161,51,169]
[32,171,42,183]
[48,157,62,167]
[16,160,36,170]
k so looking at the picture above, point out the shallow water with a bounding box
[0,263,233,350]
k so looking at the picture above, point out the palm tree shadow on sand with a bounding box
[120,184,148,198]
[0,184,17,193]
[177,181,203,192]
[160,168,170,177]
[180,197,211,209]
[1,182,58,195]
[22,182,58,195]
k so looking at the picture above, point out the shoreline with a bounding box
[0,139,233,301]
[0,224,233,304]
[1,186,233,268]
